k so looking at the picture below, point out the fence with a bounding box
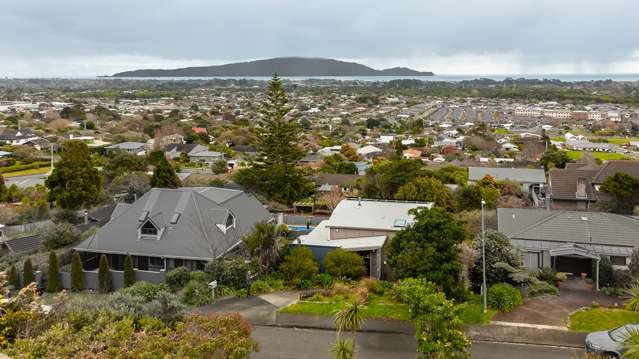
[281,214,327,226]
[3,220,52,239]
[59,269,166,291]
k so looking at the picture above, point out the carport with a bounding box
[549,243,600,291]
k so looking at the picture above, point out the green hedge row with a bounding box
[0,161,49,173]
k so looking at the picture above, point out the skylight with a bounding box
[393,219,407,228]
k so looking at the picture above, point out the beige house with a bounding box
[296,198,432,279]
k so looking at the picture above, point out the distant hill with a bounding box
[112,57,434,77]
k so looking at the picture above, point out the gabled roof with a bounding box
[468,167,547,184]
[311,174,360,187]
[591,161,639,184]
[326,198,432,232]
[497,208,639,248]
[75,187,271,260]
[549,168,599,201]
[105,142,146,150]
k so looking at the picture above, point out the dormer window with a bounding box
[140,220,159,238]
[226,213,235,229]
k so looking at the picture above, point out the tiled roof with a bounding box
[549,168,599,201]
[591,161,639,184]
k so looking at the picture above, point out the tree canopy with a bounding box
[45,140,103,210]
[150,155,181,188]
[599,172,639,214]
[387,207,466,300]
[395,176,450,207]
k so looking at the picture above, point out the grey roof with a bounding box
[326,198,432,232]
[105,142,146,150]
[3,235,42,253]
[497,208,639,248]
[75,187,272,261]
[468,167,547,184]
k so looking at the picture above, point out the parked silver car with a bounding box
[586,324,639,358]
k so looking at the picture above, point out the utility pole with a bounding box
[481,198,487,314]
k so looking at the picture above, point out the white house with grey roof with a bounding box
[498,208,639,290]
[75,187,271,272]
[296,198,432,279]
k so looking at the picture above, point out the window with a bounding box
[225,213,235,229]
[149,257,163,267]
[524,252,540,268]
[610,256,627,266]
[140,220,158,236]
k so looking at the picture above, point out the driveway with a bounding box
[493,288,621,327]
[197,291,300,325]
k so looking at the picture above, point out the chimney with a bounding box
[576,177,587,199]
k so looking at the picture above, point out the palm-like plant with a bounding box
[332,297,366,358]
[623,327,639,359]
[625,280,639,311]
[243,222,287,274]
[330,338,354,359]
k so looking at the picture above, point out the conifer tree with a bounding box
[234,74,313,204]
[70,252,84,292]
[22,258,35,286]
[7,265,20,289]
[46,251,61,292]
[123,255,135,287]
[98,254,111,293]
[150,155,181,188]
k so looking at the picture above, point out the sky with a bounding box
[2,0,639,77]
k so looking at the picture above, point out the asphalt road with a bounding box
[251,326,584,359]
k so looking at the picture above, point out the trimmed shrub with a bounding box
[599,257,614,289]
[189,271,209,283]
[98,254,111,293]
[323,249,366,280]
[7,265,20,289]
[250,276,286,295]
[123,255,135,288]
[166,266,191,291]
[41,223,81,250]
[46,251,61,292]
[22,258,35,286]
[205,258,252,289]
[70,252,84,292]
[487,283,522,312]
[527,281,559,296]
[119,281,170,301]
[181,279,212,306]
[279,246,319,282]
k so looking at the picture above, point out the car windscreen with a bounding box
[610,325,639,341]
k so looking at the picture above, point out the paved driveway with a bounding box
[493,288,621,327]
[197,291,300,325]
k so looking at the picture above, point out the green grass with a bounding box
[565,150,631,161]
[551,136,566,143]
[593,137,639,145]
[279,293,495,324]
[3,167,50,177]
[494,128,510,135]
[569,308,639,332]
[40,291,107,305]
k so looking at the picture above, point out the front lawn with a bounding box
[569,308,639,332]
[3,166,50,177]
[565,150,631,161]
[279,293,495,324]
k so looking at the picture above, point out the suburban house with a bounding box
[356,145,383,159]
[295,198,432,279]
[299,152,324,169]
[402,148,423,160]
[105,142,147,156]
[74,187,272,273]
[164,143,224,164]
[549,161,639,210]
[0,128,39,145]
[468,167,547,194]
[498,208,639,290]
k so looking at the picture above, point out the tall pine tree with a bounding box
[46,251,61,292]
[150,155,181,188]
[22,258,35,286]
[70,252,84,292]
[7,265,20,289]
[45,140,103,209]
[235,74,313,204]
